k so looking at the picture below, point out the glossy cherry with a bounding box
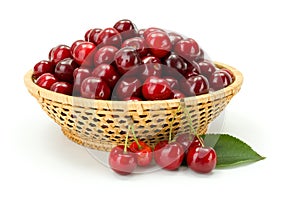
[33,60,54,79]
[145,31,172,58]
[73,68,91,96]
[169,32,184,46]
[36,73,58,90]
[209,70,233,91]
[109,145,137,175]
[114,77,142,100]
[114,47,142,75]
[142,76,172,100]
[50,81,73,95]
[55,58,79,83]
[139,63,162,81]
[129,140,153,167]
[143,27,165,38]
[88,28,102,44]
[187,146,217,173]
[72,41,96,66]
[80,76,111,100]
[49,45,72,65]
[171,90,185,99]
[70,40,85,54]
[198,60,217,78]
[163,53,187,75]
[113,19,138,40]
[122,37,148,57]
[141,55,161,64]
[92,63,120,89]
[174,38,201,61]
[163,76,179,90]
[94,45,118,66]
[154,141,184,170]
[94,28,122,48]
[181,75,209,96]
[84,29,93,41]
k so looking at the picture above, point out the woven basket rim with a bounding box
[24,62,243,108]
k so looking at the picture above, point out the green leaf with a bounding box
[201,134,265,168]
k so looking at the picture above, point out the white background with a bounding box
[1,0,299,199]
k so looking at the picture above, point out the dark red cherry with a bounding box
[174,38,201,61]
[129,140,153,167]
[73,68,91,96]
[109,145,137,175]
[72,41,96,66]
[114,77,142,100]
[222,68,235,80]
[141,55,161,64]
[169,32,184,46]
[94,45,118,66]
[142,76,172,100]
[84,29,93,41]
[94,28,122,48]
[49,45,72,65]
[209,70,233,91]
[55,58,79,83]
[163,76,179,90]
[163,53,187,75]
[171,90,185,99]
[187,146,217,173]
[198,60,217,78]
[181,75,209,96]
[33,60,55,79]
[114,47,142,75]
[154,141,184,170]
[50,81,73,95]
[80,76,111,100]
[88,28,102,44]
[122,37,148,57]
[139,63,162,82]
[92,63,120,89]
[70,40,85,54]
[143,27,165,38]
[145,31,172,58]
[176,133,195,153]
[36,73,58,90]
[113,19,138,40]
[188,137,204,151]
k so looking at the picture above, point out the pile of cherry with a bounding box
[32,19,233,101]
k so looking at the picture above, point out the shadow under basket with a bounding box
[24,62,243,151]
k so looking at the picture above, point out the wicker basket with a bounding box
[24,62,243,151]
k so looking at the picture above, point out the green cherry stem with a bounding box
[130,124,141,149]
[169,104,182,142]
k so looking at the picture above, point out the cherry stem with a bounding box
[169,104,182,142]
[124,127,129,153]
[183,107,205,147]
[130,125,141,149]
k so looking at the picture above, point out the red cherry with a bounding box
[88,28,102,44]
[124,97,142,101]
[92,63,120,89]
[94,45,118,66]
[222,68,235,80]
[142,55,161,64]
[171,90,185,99]
[176,133,195,154]
[180,75,209,96]
[139,63,162,82]
[168,32,184,46]
[154,141,184,170]
[122,37,148,57]
[187,146,217,173]
[145,31,172,58]
[174,38,201,61]
[73,68,91,96]
[70,40,85,54]
[143,27,165,38]
[129,140,153,167]
[142,76,172,100]
[50,81,73,95]
[36,73,58,90]
[55,58,79,83]
[163,53,187,75]
[114,47,141,75]
[114,77,142,100]
[163,76,179,90]
[109,145,137,175]
[84,29,93,41]
[198,60,217,78]
[94,28,122,48]
[49,45,72,65]
[189,137,204,150]
[80,76,111,100]
[113,19,138,40]
[72,41,96,66]
[33,60,55,79]
[209,70,233,91]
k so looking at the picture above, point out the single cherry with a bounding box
[72,41,96,66]
[198,60,217,78]
[171,90,185,99]
[94,45,118,66]
[129,140,153,167]
[94,28,122,48]
[145,30,172,58]
[187,146,217,173]
[154,141,184,170]
[114,47,142,75]
[141,55,161,64]
[84,29,93,41]
[55,58,79,83]
[142,76,172,100]
[122,37,148,57]
[169,32,184,46]
[50,81,73,95]
[33,60,55,79]
[174,38,201,61]
[49,45,72,65]
[36,73,58,90]
[209,70,233,91]
[163,76,179,90]
[181,75,209,96]
[80,76,111,100]
[143,27,165,38]
[109,145,137,175]
[139,63,162,82]
[163,53,187,75]
[70,40,85,54]
[92,63,120,89]
[73,68,91,96]
[88,28,102,44]
[113,19,138,40]
[114,77,142,100]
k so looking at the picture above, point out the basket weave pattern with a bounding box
[24,62,243,151]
